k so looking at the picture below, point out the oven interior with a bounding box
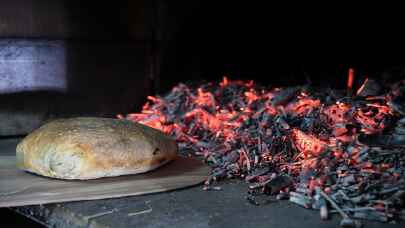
[1,1,404,227]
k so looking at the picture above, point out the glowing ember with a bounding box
[291,129,327,157]
[356,77,369,96]
[347,68,355,95]
[120,75,405,223]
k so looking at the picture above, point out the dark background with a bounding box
[158,1,405,90]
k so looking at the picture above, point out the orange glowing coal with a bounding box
[291,129,327,157]
[116,75,405,221]
[347,68,354,95]
[121,75,393,174]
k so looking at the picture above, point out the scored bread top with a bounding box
[16,117,177,179]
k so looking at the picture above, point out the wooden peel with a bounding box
[0,155,210,207]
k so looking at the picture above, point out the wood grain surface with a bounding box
[0,155,209,207]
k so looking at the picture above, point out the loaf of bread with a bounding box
[16,117,177,179]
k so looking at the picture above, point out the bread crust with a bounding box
[16,117,177,179]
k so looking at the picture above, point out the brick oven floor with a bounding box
[1,138,403,228]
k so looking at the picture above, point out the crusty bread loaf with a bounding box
[16,117,177,179]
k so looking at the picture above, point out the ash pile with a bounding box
[121,74,405,227]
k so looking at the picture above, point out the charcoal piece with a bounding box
[319,199,329,220]
[340,218,362,228]
[356,79,381,97]
[358,134,405,146]
[390,190,405,206]
[275,116,290,130]
[224,151,240,164]
[393,134,405,145]
[270,87,300,106]
[289,192,313,208]
[352,211,388,222]
[341,174,356,186]
[333,123,348,137]
[276,192,289,200]
[245,167,270,182]
[394,126,405,135]
[388,101,405,115]
[264,174,293,195]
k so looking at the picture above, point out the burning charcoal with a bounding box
[285,97,321,117]
[356,78,381,97]
[275,116,290,130]
[123,76,405,224]
[270,86,300,106]
[333,123,348,137]
[291,129,327,157]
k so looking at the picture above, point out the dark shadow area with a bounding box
[157,2,405,92]
[62,40,151,115]
[62,2,132,41]
[0,208,44,227]
[63,1,153,115]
